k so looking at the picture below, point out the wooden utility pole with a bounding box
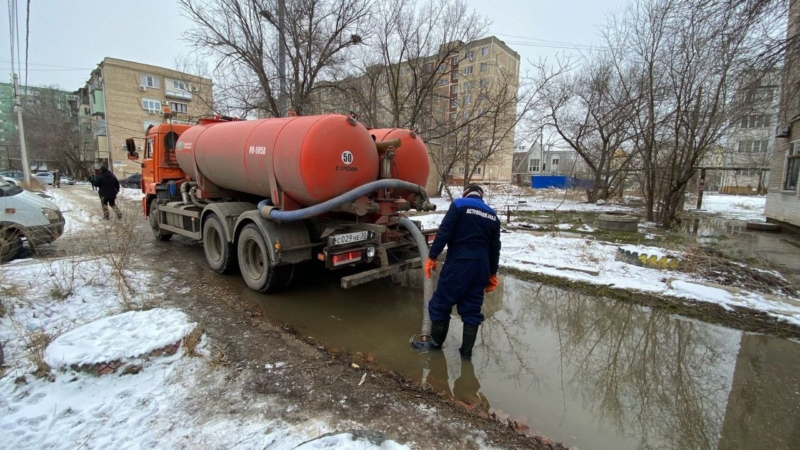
[696,168,706,210]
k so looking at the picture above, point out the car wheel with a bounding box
[203,213,238,274]
[149,199,173,241]
[0,228,23,262]
[237,224,293,293]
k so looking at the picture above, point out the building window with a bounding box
[172,79,188,91]
[425,62,434,72]
[479,78,487,87]
[461,81,472,92]
[464,66,473,75]
[466,50,474,61]
[740,115,771,129]
[437,79,448,86]
[737,140,769,153]
[451,70,459,81]
[552,158,559,166]
[170,102,188,113]
[746,87,774,103]
[480,63,488,72]
[142,120,160,131]
[785,142,799,190]
[449,112,456,122]
[450,99,457,109]
[140,75,159,88]
[481,46,489,56]
[529,159,540,172]
[142,98,161,111]
[451,56,459,66]
[476,166,482,175]
[464,94,472,105]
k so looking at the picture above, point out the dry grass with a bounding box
[182,324,204,357]
[15,324,56,378]
[681,245,798,297]
[50,199,154,311]
[18,178,45,191]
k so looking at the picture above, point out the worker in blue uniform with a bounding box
[417,184,501,359]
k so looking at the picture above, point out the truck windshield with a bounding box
[0,180,23,196]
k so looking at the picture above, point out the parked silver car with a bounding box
[33,172,54,185]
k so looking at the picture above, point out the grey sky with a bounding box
[2,0,626,90]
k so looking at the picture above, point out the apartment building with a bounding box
[0,83,76,171]
[314,36,521,188]
[82,58,214,177]
[766,2,800,229]
[714,72,780,194]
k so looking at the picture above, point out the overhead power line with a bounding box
[492,32,607,52]
[0,60,93,70]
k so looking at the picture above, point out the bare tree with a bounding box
[538,55,638,203]
[602,0,783,226]
[180,0,372,117]
[21,88,89,177]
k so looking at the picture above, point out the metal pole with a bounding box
[278,0,288,116]
[696,168,706,210]
[12,74,31,184]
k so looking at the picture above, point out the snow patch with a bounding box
[45,308,195,368]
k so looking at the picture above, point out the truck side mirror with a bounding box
[125,138,139,160]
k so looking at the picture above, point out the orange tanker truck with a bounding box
[125,113,437,294]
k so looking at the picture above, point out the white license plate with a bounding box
[333,231,369,246]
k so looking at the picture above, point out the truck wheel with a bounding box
[149,199,173,241]
[203,213,238,274]
[237,224,293,293]
[0,228,23,262]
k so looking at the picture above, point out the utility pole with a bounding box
[278,0,288,117]
[12,73,31,184]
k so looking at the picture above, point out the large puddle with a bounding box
[230,270,800,450]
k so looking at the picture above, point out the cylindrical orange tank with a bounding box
[175,115,379,206]
[368,128,429,193]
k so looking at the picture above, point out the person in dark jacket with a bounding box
[415,184,501,359]
[93,166,122,220]
[89,171,98,191]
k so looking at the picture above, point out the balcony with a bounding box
[165,88,192,101]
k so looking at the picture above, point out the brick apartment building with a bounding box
[767,3,800,229]
[81,58,214,177]
[313,36,521,191]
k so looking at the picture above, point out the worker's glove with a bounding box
[424,258,437,279]
[485,274,499,293]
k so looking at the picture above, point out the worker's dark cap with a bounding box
[462,184,484,199]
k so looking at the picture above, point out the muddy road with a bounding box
[51,186,800,449]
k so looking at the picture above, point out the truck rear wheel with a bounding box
[0,228,23,262]
[237,224,293,293]
[149,199,172,241]
[203,213,238,274]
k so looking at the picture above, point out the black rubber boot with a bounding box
[459,324,479,359]
[411,320,449,351]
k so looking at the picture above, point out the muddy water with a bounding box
[231,270,800,450]
[683,217,800,283]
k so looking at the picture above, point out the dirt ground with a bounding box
[146,242,566,449]
[52,186,565,449]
